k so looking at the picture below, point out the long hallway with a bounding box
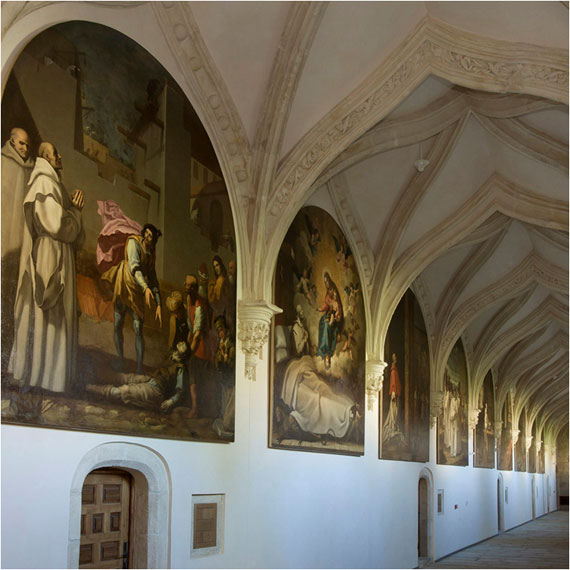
[428,511,569,569]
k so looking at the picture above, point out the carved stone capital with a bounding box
[468,407,481,431]
[525,435,534,451]
[238,300,282,381]
[536,439,543,453]
[430,390,445,427]
[494,421,503,440]
[365,360,387,411]
[511,428,520,446]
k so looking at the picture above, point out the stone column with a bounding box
[494,421,503,441]
[237,300,282,381]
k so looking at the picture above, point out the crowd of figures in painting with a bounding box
[1,21,237,442]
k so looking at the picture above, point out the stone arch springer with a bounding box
[67,441,171,569]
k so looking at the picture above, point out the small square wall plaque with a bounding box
[191,494,224,558]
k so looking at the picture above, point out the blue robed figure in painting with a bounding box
[316,271,343,369]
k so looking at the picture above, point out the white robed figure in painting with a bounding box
[9,143,85,392]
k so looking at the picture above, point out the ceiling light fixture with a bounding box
[414,141,430,172]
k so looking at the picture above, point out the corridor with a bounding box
[428,511,569,569]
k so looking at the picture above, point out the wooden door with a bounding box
[418,478,428,557]
[79,470,131,569]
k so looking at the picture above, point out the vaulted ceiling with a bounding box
[2,1,568,439]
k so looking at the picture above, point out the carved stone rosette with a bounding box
[494,421,503,440]
[238,300,282,381]
[366,360,387,411]
[511,428,520,446]
[468,407,481,431]
[430,390,445,427]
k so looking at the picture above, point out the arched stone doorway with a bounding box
[67,442,171,569]
[418,467,434,566]
[531,475,537,519]
[497,473,504,533]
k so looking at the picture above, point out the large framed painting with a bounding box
[270,206,365,455]
[437,338,468,466]
[380,290,430,462]
[515,410,527,472]
[474,371,495,469]
[498,393,513,470]
[1,22,237,442]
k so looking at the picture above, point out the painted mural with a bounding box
[1,22,237,442]
[498,393,513,471]
[270,206,365,455]
[380,290,430,462]
[437,339,468,466]
[474,371,495,469]
[515,411,527,472]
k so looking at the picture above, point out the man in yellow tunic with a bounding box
[102,224,162,373]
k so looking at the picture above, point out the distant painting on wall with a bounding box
[270,206,365,455]
[498,393,513,471]
[380,290,430,462]
[515,411,527,472]
[1,22,237,442]
[528,422,537,473]
[437,339,468,466]
[474,371,495,469]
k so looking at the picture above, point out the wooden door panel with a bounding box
[79,471,130,569]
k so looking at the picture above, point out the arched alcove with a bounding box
[418,467,434,565]
[67,442,171,569]
[497,472,505,533]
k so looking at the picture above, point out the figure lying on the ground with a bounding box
[85,341,197,416]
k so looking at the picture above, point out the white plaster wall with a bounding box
[2,348,554,569]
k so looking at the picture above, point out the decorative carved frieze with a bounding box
[237,301,282,381]
[468,407,481,431]
[366,360,387,411]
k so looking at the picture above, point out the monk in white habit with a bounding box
[1,127,33,258]
[1,128,34,364]
[9,142,85,392]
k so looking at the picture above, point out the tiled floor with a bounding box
[427,510,569,569]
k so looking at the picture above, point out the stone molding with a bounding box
[434,253,568,391]
[317,91,559,187]
[366,360,387,410]
[237,300,282,381]
[476,295,568,402]
[410,277,436,346]
[269,14,568,222]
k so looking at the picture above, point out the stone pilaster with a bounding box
[237,300,282,381]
